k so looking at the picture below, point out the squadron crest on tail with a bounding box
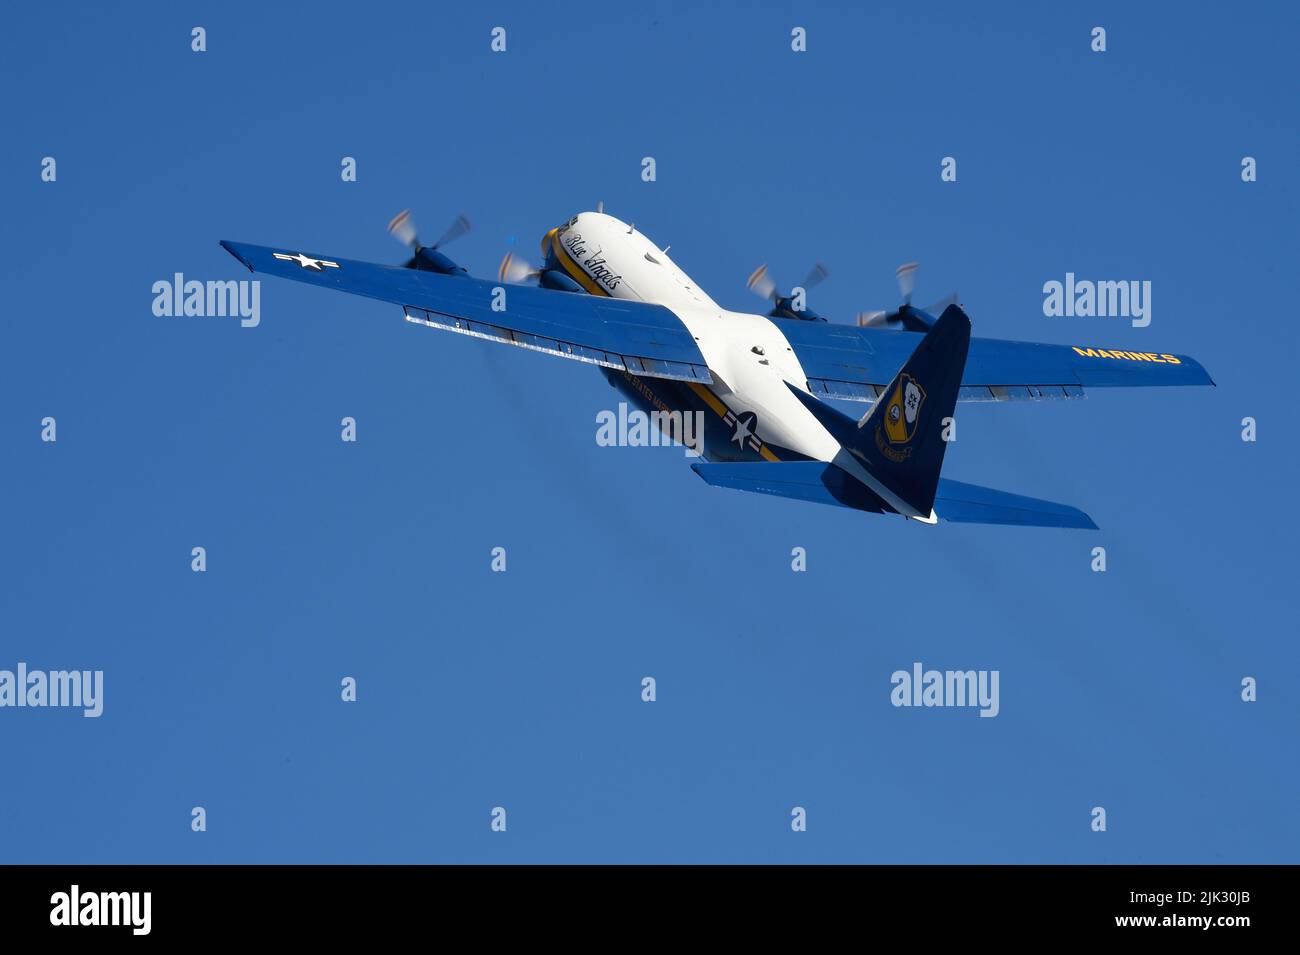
[881,373,926,453]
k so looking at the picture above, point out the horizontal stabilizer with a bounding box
[691,462,886,513]
[934,479,1097,529]
[691,462,1097,529]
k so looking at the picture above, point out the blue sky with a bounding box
[1,0,1296,862]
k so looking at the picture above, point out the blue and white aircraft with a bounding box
[221,209,1213,529]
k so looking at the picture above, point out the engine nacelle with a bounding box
[410,247,468,276]
[539,270,584,293]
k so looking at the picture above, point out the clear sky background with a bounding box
[1,1,1296,863]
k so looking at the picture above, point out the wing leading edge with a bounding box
[220,240,712,383]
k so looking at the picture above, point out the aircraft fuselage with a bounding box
[543,214,849,461]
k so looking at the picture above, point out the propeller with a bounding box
[746,263,829,315]
[919,290,960,314]
[896,261,917,304]
[856,262,957,331]
[496,250,586,293]
[497,251,539,284]
[387,210,471,269]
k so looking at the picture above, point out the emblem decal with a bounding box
[724,409,763,454]
[875,374,926,461]
[274,252,339,271]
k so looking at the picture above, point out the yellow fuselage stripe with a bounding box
[688,382,728,418]
[551,231,611,297]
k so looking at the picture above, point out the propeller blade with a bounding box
[432,214,472,250]
[856,310,890,328]
[895,261,919,304]
[746,264,777,300]
[387,209,419,249]
[498,252,538,284]
[801,263,829,291]
[919,291,959,315]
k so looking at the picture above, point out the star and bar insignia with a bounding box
[273,252,340,271]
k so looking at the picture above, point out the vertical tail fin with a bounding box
[788,304,972,518]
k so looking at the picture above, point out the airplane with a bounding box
[220,208,1214,529]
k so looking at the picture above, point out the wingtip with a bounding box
[1066,505,1100,531]
[219,240,254,272]
[1177,354,1216,388]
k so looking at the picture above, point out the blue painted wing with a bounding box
[220,241,711,383]
[779,320,1213,402]
[691,462,1097,529]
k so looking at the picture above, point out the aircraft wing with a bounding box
[778,321,1214,402]
[219,241,713,383]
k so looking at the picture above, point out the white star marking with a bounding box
[274,252,339,271]
[731,415,754,448]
